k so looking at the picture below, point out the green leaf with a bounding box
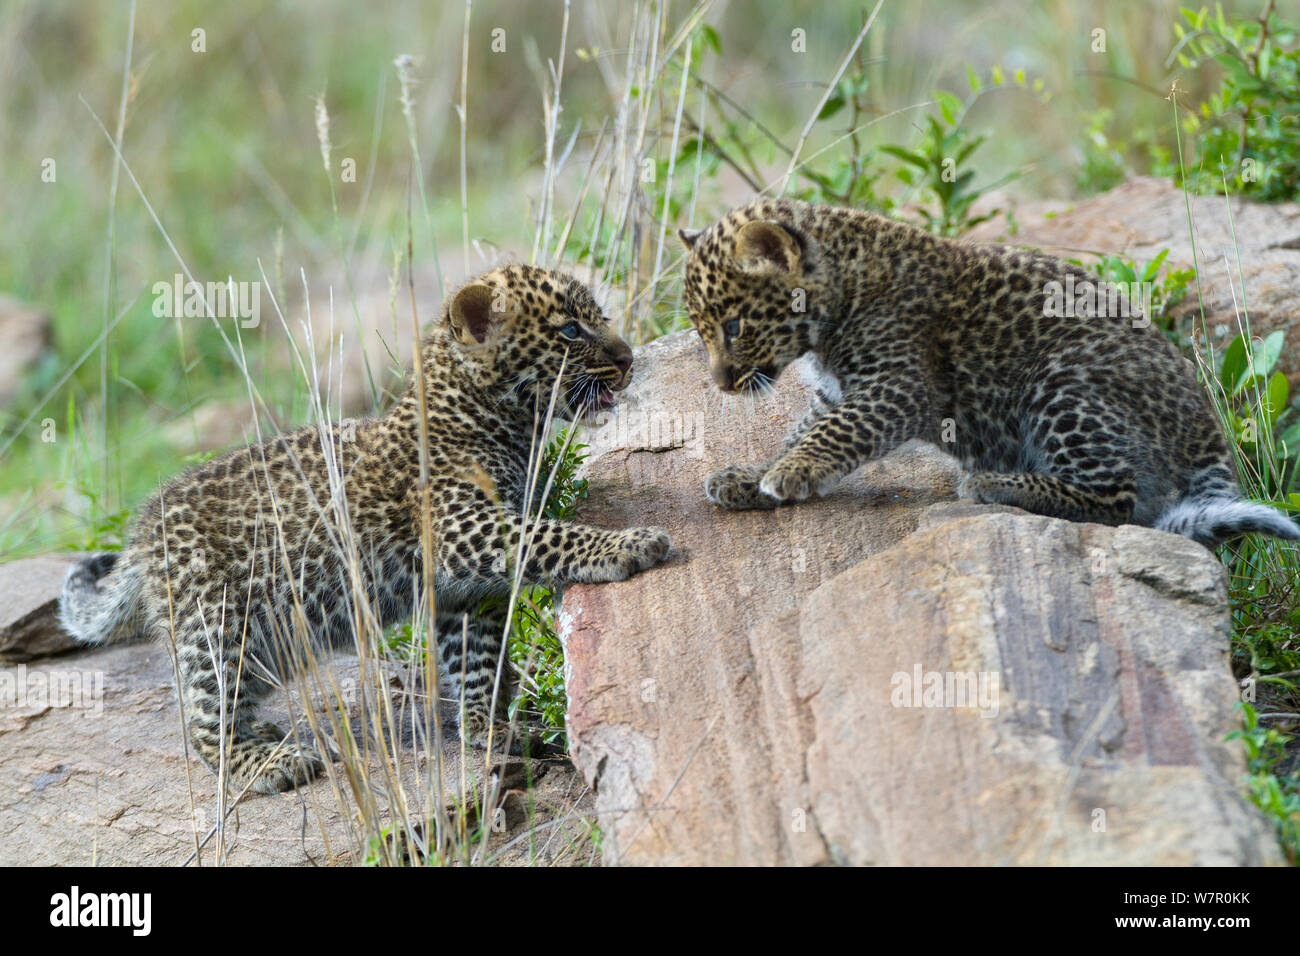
[1268,421,1300,460]
[1264,371,1290,425]
[1141,248,1170,282]
[934,90,963,126]
[1242,330,1288,391]
[1220,333,1249,393]
[879,144,929,169]
[701,24,721,54]
[817,95,846,121]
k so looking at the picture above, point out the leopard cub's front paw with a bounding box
[758,459,824,504]
[705,464,778,510]
[612,526,672,579]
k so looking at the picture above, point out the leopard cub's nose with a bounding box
[611,343,633,386]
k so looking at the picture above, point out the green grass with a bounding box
[1166,84,1300,862]
[1075,218,1300,867]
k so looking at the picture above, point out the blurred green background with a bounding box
[0,0,1281,554]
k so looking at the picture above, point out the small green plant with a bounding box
[1193,310,1300,869]
[384,430,589,744]
[1214,328,1300,504]
[1078,250,1196,347]
[68,480,131,553]
[656,29,1045,239]
[1074,108,1130,195]
[1228,702,1300,863]
[504,429,590,743]
[876,84,1025,237]
[506,587,568,742]
[795,67,1048,236]
[534,429,590,520]
[1167,3,1300,199]
[1073,250,1199,394]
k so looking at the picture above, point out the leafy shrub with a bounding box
[1228,703,1300,863]
[1165,4,1300,199]
[387,429,588,743]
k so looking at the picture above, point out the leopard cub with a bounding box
[679,198,1300,547]
[61,265,670,794]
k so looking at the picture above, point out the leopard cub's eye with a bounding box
[723,318,741,339]
[558,321,581,340]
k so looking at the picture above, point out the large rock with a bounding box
[558,330,1282,865]
[0,555,79,661]
[967,176,1300,384]
[0,639,591,866]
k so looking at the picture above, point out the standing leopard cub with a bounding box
[60,265,671,794]
[679,198,1300,547]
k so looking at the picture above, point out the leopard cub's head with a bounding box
[441,264,633,422]
[679,202,820,394]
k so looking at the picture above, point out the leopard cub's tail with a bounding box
[1155,496,1300,548]
[59,552,145,645]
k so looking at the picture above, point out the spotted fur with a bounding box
[60,265,671,794]
[679,198,1300,548]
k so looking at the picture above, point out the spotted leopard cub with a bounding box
[680,198,1300,547]
[60,265,671,794]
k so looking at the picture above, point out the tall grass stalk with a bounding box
[100,0,135,512]
[1169,82,1300,864]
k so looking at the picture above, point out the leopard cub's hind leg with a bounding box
[170,610,325,795]
[958,470,1137,526]
[957,394,1142,527]
[435,613,517,750]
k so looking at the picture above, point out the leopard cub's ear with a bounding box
[733,220,801,278]
[448,282,502,346]
[678,227,702,250]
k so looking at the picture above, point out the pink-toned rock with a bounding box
[967,176,1300,384]
[558,330,1282,865]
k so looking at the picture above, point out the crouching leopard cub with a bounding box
[60,265,670,794]
[679,198,1300,547]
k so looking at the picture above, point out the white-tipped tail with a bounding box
[1155,497,1300,548]
[58,553,144,644]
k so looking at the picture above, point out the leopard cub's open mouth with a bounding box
[577,383,619,420]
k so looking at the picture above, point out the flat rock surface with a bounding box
[558,330,1282,865]
[0,640,591,866]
